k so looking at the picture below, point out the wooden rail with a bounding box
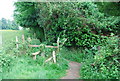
[15,35,67,63]
[28,45,58,48]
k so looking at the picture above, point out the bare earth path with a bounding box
[61,61,81,79]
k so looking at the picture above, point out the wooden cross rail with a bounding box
[32,51,40,60]
[29,37,67,62]
[28,45,58,48]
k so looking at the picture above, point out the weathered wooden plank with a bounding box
[32,51,40,55]
[28,45,40,47]
[46,46,58,48]
[45,57,53,63]
[28,45,58,48]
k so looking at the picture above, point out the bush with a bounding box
[36,2,119,48]
[14,2,119,48]
[80,36,120,79]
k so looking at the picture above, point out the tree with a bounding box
[96,2,120,16]
[11,21,19,30]
[14,2,45,42]
[0,18,19,30]
[14,2,119,47]
[36,2,119,47]
[1,18,8,29]
[96,2,120,35]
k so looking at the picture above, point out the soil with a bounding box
[61,61,81,79]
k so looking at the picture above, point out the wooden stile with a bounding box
[28,38,67,62]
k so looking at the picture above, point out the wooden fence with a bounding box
[15,34,67,63]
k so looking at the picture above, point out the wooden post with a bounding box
[52,51,56,63]
[22,34,25,43]
[16,36,19,49]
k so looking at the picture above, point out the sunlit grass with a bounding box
[0,30,23,47]
[0,30,18,31]
[2,55,67,79]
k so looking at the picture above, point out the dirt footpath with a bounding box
[61,61,81,79]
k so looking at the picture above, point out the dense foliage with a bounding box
[14,2,120,48]
[96,2,120,16]
[0,18,19,30]
[13,2,120,79]
[14,2,45,42]
[80,36,120,79]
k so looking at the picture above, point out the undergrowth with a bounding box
[80,36,120,79]
[60,47,86,63]
[1,54,68,79]
[1,30,68,79]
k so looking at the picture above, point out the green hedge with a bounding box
[36,2,119,48]
[14,2,119,48]
[80,36,120,79]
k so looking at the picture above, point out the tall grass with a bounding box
[2,55,68,79]
[60,47,86,63]
[1,30,68,79]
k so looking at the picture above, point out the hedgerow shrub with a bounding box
[80,36,120,79]
[36,2,119,48]
[14,2,119,48]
